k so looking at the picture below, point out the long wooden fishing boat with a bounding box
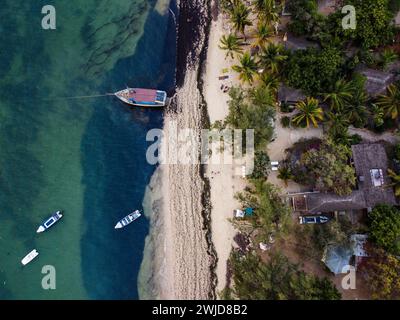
[114,88,167,107]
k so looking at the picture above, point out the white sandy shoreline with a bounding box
[202,8,245,296]
[138,1,240,300]
[139,71,214,300]
[138,0,214,299]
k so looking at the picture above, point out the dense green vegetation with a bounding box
[345,0,394,49]
[285,47,345,94]
[223,86,276,150]
[249,151,271,180]
[295,215,355,258]
[368,204,400,255]
[287,0,395,49]
[227,252,341,300]
[359,247,400,300]
[218,0,400,300]
[235,180,291,239]
[284,138,356,195]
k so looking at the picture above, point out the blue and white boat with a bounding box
[114,210,141,229]
[36,211,63,233]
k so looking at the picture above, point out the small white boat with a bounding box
[114,210,141,229]
[36,211,63,233]
[21,249,39,266]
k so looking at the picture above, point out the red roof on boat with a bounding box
[128,88,157,102]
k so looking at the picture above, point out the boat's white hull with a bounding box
[114,88,167,108]
[21,249,39,266]
[36,211,63,233]
[36,226,45,233]
[114,210,141,229]
[115,95,164,107]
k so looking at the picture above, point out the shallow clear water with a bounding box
[0,0,175,299]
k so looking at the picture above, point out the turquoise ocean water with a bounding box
[0,0,176,299]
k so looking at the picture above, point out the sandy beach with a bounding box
[139,0,215,300]
[202,5,246,295]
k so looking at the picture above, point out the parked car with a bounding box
[271,161,279,171]
[299,215,330,224]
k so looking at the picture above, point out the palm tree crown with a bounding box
[252,22,272,49]
[219,34,244,59]
[230,1,252,38]
[232,52,258,84]
[388,168,400,197]
[252,0,280,24]
[322,79,354,112]
[292,97,324,128]
[249,85,275,109]
[376,84,400,120]
[277,166,293,187]
[259,43,287,74]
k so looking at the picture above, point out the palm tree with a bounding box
[220,0,241,15]
[326,111,350,137]
[387,169,400,197]
[370,103,385,128]
[322,79,354,112]
[277,166,293,187]
[344,88,369,128]
[219,34,244,59]
[230,1,252,39]
[252,0,280,24]
[376,84,400,120]
[252,22,272,49]
[259,72,279,92]
[326,111,351,144]
[249,85,275,109]
[292,97,324,128]
[259,43,287,74]
[232,52,258,84]
[377,48,398,70]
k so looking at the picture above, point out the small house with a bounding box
[278,84,306,105]
[357,67,395,97]
[290,143,397,215]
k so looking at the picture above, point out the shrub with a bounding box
[281,116,291,128]
[345,0,394,49]
[349,134,363,145]
[300,138,356,195]
[389,0,400,12]
[224,87,276,150]
[279,102,295,113]
[249,151,270,180]
[368,204,400,255]
[285,47,345,94]
[394,143,400,160]
[229,251,341,300]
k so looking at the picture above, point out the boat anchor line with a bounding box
[169,8,177,26]
[41,93,115,101]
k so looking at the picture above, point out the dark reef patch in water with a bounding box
[80,5,176,299]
